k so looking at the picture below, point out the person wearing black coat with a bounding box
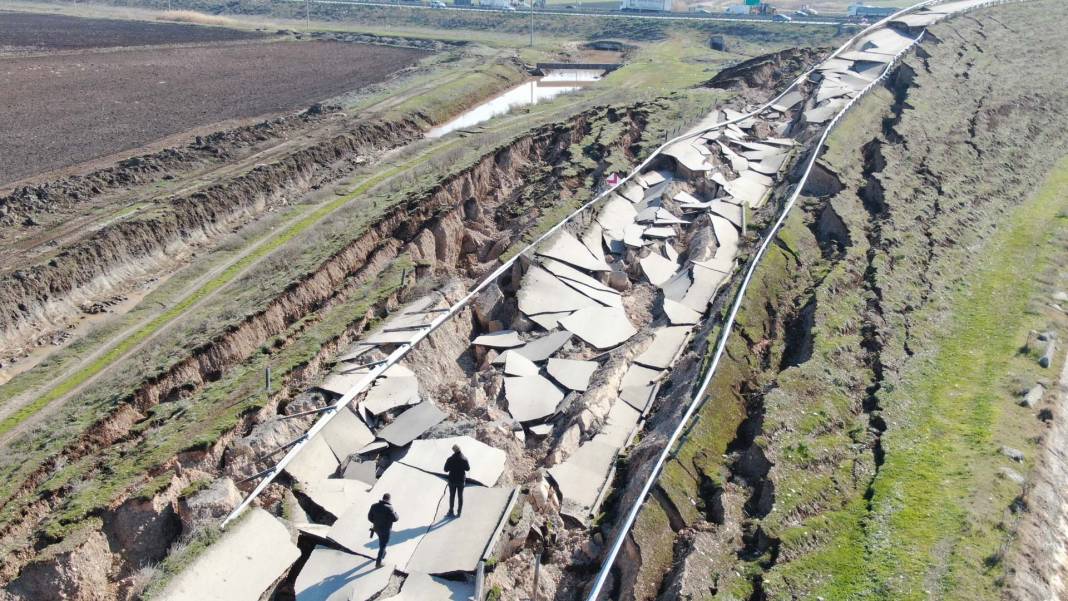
[367,493,399,567]
[444,444,471,517]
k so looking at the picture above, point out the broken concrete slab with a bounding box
[619,383,657,413]
[559,305,637,350]
[663,298,702,325]
[711,215,740,258]
[322,407,376,462]
[377,402,447,448]
[596,195,638,239]
[547,358,599,392]
[527,311,572,331]
[287,434,340,488]
[547,440,618,518]
[623,223,646,248]
[692,254,735,274]
[295,546,391,601]
[301,478,374,519]
[541,258,616,294]
[362,376,421,417]
[598,401,641,450]
[536,230,610,272]
[329,463,446,568]
[642,226,676,240]
[620,183,644,203]
[660,269,692,302]
[399,436,507,486]
[633,326,691,370]
[501,330,572,363]
[406,486,514,575]
[503,351,540,376]
[518,266,600,316]
[379,572,474,601]
[682,263,729,312]
[318,369,374,398]
[639,252,679,287]
[581,222,607,264]
[343,459,379,486]
[708,200,743,228]
[504,375,565,423]
[160,508,300,601]
[471,330,524,349]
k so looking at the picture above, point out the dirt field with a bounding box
[0,38,428,186]
[0,11,266,53]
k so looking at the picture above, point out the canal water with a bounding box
[425,69,604,138]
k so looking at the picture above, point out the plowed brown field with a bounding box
[0,13,429,186]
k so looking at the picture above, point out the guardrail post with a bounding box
[475,560,485,601]
[531,552,542,601]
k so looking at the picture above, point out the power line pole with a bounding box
[529,0,534,47]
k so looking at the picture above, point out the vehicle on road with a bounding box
[773,13,793,21]
[431,0,446,7]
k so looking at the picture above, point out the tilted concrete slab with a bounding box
[596,195,638,239]
[503,351,540,376]
[159,508,299,601]
[527,311,572,331]
[471,330,524,349]
[295,546,392,601]
[536,230,610,272]
[620,363,661,391]
[619,383,656,413]
[500,330,572,363]
[692,254,735,274]
[682,262,729,312]
[287,434,340,487]
[548,440,618,519]
[620,183,644,203]
[639,253,679,287]
[738,169,774,188]
[329,463,447,568]
[581,222,607,264]
[377,402,447,447]
[711,215,740,258]
[634,326,691,370]
[663,298,702,325]
[541,258,616,293]
[724,175,767,207]
[673,190,703,206]
[660,269,692,302]
[642,226,676,240]
[559,276,623,309]
[302,478,375,519]
[708,200,743,227]
[559,306,637,350]
[598,400,642,450]
[318,369,373,398]
[804,98,850,125]
[406,486,514,574]
[623,223,646,248]
[838,49,894,63]
[361,376,421,417]
[635,206,659,224]
[654,208,689,226]
[380,572,474,601]
[323,407,376,462]
[343,459,379,485]
[399,436,506,486]
[750,154,787,176]
[547,358,599,392]
[664,140,711,173]
[518,266,600,316]
[664,242,679,263]
[504,375,565,423]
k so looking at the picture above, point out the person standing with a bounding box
[444,444,471,517]
[367,493,399,568]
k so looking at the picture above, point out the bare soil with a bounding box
[0,11,265,53]
[0,38,428,186]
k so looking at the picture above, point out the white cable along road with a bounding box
[583,0,1020,598]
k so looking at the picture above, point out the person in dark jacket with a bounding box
[367,493,399,567]
[444,444,471,517]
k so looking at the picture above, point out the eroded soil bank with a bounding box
[609,2,1068,599]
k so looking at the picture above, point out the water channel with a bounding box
[425,69,605,138]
